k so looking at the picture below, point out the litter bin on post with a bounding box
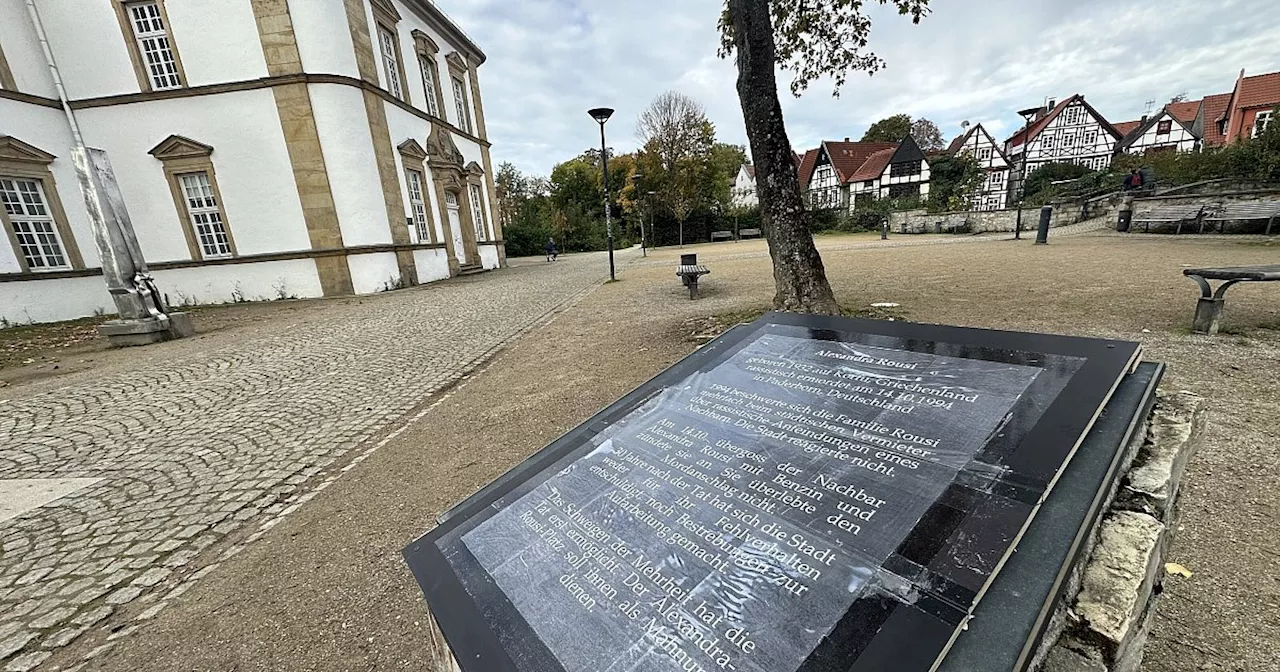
[1035,205,1052,244]
[1117,195,1134,232]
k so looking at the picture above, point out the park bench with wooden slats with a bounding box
[710,230,734,242]
[1183,264,1280,334]
[1202,201,1280,235]
[676,253,710,299]
[739,228,762,239]
[1131,204,1208,234]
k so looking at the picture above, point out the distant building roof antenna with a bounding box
[1144,99,1155,115]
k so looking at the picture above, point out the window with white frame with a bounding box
[1062,106,1084,125]
[419,56,440,117]
[126,1,182,90]
[989,170,1005,186]
[978,147,992,161]
[1085,130,1098,145]
[452,76,472,133]
[1,177,69,270]
[469,183,487,241]
[378,26,402,99]
[406,170,430,242]
[1255,111,1274,138]
[1042,134,1056,151]
[177,172,231,258]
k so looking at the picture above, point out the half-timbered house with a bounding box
[946,124,1010,210]
[1116,100,1202,155]
[796,137,930,211]
[1004,95,1121,199]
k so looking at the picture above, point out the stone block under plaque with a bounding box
[404,313,1143,672]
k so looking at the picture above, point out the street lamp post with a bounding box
[589,107,616,281]
[1014,112,1034,240]
[647,191,657,251]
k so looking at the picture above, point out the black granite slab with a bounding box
[404,313,1143,672]
[938,361,1163,671]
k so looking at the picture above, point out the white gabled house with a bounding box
[797,136,930,212]
[731,163,757,208]
[1004,95,1122,199]
[1115,101,1202,155]
[875,135,931,201]
[947,124,1010,211]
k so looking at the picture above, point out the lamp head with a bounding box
[588,107,615,124]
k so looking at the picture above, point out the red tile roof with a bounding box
[1005,97,1073,149]
[1201,92,1232,145]
[1235,72,1280,110]
[822,141,898,183]
[796,149,820,187]
[849,148,897,182]
[946,128,974,154]
[1166,100,1200,124]
[1005,94,1121,151]
[1112,120,1142,137]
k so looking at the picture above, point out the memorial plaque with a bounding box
[404,314,1142,672]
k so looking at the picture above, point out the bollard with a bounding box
[1035,205,1052,244]
[880,220,888,240]
[1117,195,1134,233]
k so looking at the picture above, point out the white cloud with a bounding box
[435,0,1280,175]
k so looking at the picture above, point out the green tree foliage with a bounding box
[861,113,912,142]
[925,154,985,212]
[1022,162,1094,202]
[909,117,945,151]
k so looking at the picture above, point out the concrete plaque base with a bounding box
[98,312,195,347]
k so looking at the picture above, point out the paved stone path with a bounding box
[0,251,615,670]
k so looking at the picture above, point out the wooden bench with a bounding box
[739,228,762,239]
[1202,201,1280,235]
[1131,204,1207,234]
[677,264,711,299]
[710,230,734,242]
[1183,264,1280,334]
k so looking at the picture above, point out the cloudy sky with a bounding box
[435,0,1280,176]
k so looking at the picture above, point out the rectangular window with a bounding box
[126,1,182,90]
[889,161,921,178]
[887,183,920,199]
[177,172,231,258]
[1157,120,1173,135]
[978,147,992,161]
[469,183,487,241]
[1,177,69,270]
[1042,135,1056,150]
[379,27,402,99]
[1085,130,1098,145]
[452,77,472,133]
[1255,111,1273,138]
[419,56,439,117]
[406,169,430,242]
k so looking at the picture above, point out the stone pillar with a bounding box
[75,148,194,346]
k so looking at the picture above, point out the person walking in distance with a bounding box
[545,237,558,262]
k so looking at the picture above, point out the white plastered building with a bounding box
[0,0,503,324]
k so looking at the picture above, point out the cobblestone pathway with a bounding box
[0,252,615,669]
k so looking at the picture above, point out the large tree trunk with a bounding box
[728,0,840,315]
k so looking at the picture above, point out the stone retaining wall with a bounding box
[888,207,1083,234]
[1036,390,1207,672]
[1074,189,1280,233]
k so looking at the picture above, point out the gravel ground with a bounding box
[57,232,1280,671]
